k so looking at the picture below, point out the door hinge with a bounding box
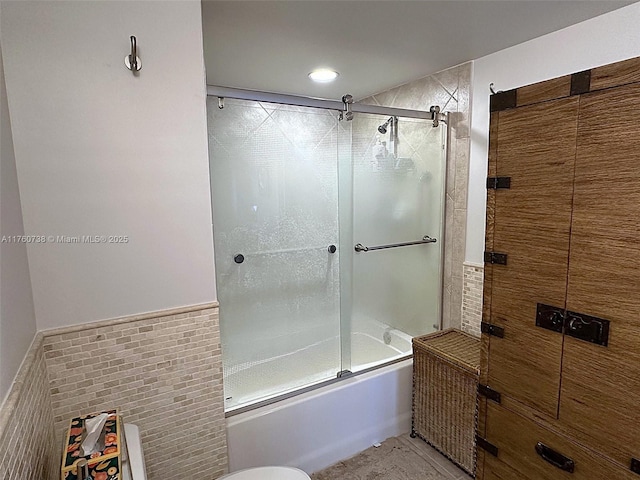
[478,384,502,403]
[481,322,504,338]
[486,176,511,189]
[484,251,508,265]
[476,436,499,457]
[631,458,640,474]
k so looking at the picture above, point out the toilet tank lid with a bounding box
[123,424,147,480]
[221,466,310,480]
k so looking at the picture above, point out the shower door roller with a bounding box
[328,245,337,254]
[233,254,245,264]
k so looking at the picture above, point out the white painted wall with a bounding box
[466,2,640,264]
[1,1,216,330]
[0,17,37,402]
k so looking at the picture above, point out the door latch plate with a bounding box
[565,311,610,346]
[536,303,564,333]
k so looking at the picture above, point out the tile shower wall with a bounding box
[0,334,58,480]
[43,304,227,480]
[462,263,483,336]
[361,62,472,330]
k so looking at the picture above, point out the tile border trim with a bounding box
[463,261,484,269]
[43,301,219,338]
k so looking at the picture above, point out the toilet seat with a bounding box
[219,466,310,480]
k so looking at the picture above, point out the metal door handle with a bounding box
[232,244,339,264]
[535,442,575,473]
[354,235,436,253]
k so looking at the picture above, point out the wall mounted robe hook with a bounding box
[125,36,141,74]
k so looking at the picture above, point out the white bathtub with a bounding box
[226,357,413,475]
[223,318,414,410]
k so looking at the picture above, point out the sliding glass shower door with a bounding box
[207,99,343,409]
[207,97,447,411]
[349,113,445,373]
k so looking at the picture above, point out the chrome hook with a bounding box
[125,35,141,74]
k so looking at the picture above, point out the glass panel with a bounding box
[350,113,446,373]
[207,98,342,410]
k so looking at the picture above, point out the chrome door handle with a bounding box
[354,235,436,253]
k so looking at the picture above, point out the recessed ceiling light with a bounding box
[308,68,339,83]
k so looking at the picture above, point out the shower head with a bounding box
[378,117,393,134]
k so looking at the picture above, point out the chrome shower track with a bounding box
[207,85,436,120]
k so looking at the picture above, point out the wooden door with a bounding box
[560,82,640,467]
[486,97,579,418]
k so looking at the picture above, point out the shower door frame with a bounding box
[207,86,439,122]
[207,85,449,415]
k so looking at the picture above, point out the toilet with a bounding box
[219,466,311,479]
[120,426,308,480]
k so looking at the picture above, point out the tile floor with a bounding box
[403,435,471,479]
[311,434,471,480]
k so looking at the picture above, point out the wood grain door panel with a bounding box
[482,455,531,480]
[560,82,640,466]
[484,402,639,480]
[488,98,579,417]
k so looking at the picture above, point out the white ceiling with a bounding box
[201,1,634,100]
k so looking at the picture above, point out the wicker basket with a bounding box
[411,328,480,475]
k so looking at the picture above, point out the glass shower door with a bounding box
[207,98,342,410]
[349,113,446,373]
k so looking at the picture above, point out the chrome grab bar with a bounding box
[354,235,436,253]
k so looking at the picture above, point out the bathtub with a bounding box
[223,318,414,410]
[226,357,414,474]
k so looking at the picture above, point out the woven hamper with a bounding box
[411,328,480,476]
